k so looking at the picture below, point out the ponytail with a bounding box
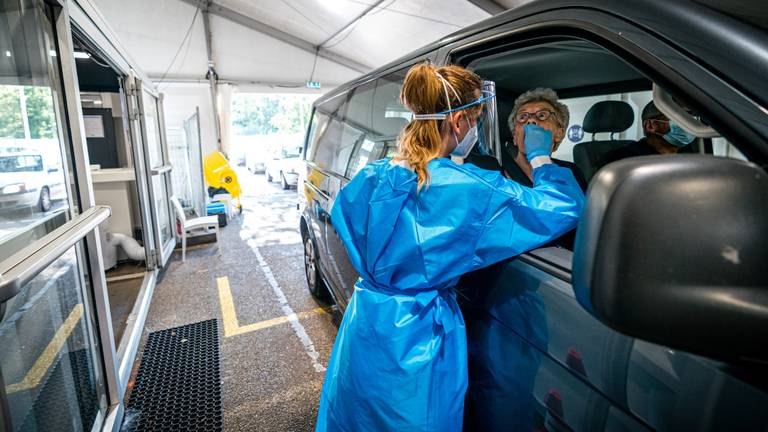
[397,63,481,191]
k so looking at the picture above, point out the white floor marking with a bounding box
[246,236,326,372]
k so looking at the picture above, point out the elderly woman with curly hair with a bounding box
[505,88,587,190]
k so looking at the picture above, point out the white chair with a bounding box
[170,196,220,261]
[211,193,235,219]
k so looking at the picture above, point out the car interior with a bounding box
[462,38,746,189]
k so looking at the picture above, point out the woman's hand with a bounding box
[523,124,553,162]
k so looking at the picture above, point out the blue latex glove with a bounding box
[523,124,553,162]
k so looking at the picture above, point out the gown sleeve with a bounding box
[467,162,585,271]
[330,163,377,280]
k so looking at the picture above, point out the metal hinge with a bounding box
[148,250,158,269]
[124,82,136,97]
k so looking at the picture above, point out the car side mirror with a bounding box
[573,155,768,363]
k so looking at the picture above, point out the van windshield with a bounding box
[0,155,43,172]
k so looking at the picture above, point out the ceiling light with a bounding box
[73,51,91,59]
[5,51,11,57]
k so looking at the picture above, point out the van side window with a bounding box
[346,68,410,177]
[306,94,348,174]
[334,81,375,176]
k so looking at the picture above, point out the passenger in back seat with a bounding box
[601,101,696,165]
[504,88,588,191]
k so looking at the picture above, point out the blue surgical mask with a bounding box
[663,121,696,147]
[451,119,478,158]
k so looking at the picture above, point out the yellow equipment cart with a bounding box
[203,151,242,214]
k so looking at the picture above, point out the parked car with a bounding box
[246,148,267,174]
[266,144,302,189]
[0,147,67,213]
[299,1,768,430]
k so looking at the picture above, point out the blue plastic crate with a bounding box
[207,202,226,215]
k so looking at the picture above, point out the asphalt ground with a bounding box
[133,167,339,431]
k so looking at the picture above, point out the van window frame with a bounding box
[345,65,413,178]
[441,13,767,163]
[305,53,438,181]
[442,18,767,279]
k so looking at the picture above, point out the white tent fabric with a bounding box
[86,0,529,156]
[88,0,504,90]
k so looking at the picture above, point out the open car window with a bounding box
[462,37,760,257]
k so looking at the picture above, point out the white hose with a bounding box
[108,232,146,262]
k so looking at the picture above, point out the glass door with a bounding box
[0,1,109,430]
[0,215,110,432]
[138,84,174,268]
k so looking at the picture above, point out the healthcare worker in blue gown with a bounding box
[316,62,585,431]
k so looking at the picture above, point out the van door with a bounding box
[459,251,638,431]
[303,93,351,305]
[322,80,378,303]
[445,9,768,431]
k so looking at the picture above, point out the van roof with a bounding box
[314,0,768,110]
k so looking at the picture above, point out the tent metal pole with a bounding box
[201,2,222,152]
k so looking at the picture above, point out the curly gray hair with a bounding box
[508,87,570,138]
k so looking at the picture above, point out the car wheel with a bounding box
[39,186,51,212]
[304,235,329,301]
[281,173,289,190]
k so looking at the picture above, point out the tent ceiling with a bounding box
[87,0,520,91]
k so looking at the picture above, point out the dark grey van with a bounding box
[299,1,768,430]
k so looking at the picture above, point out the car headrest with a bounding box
[373,116,408,137]
[583,101,634,134]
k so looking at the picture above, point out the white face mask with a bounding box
[451,116,478,158]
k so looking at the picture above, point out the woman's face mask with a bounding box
[450,114,478,158]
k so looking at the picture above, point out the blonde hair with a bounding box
[397,62,482,190]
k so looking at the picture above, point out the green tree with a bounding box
[0,86,24,138]
[25,86,56,139]
[232,94,281,135]
[232,94,316,136]
[270,95,313,134]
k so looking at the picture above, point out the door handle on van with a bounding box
[0,206,111,305]
[150,164,172,175]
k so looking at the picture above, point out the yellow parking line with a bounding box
[216,276,330,338]
[217,276,242,337]
[6,304,83,394]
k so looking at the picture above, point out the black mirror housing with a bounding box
[573,155,768,363]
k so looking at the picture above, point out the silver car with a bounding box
[0,148,66,213]
[266,144,302,190]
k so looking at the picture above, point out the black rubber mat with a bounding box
[122,319,222,432]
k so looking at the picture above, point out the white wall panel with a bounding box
[159,83,218,156]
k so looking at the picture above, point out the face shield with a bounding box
[475,81,501,162]
[411,79,498,161]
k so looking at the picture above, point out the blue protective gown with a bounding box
[316,157,585,432]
